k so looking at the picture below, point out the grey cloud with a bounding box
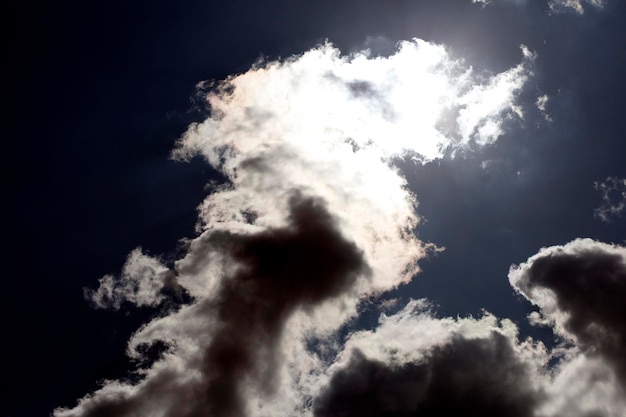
[509,239,626,385]
[197,192,370,417]
[56,193,370,417]
[313,235,626,417]
[314,321,543,417]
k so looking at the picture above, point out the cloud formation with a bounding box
[55,39,536,417]
[60,224,626,415]
[192,193,369,417]
[314,301,545,417]
[311,239,626,417]
[54,35,626,417]
[509,238,626,384]
[549,0,604,14]
[471,0,605,14]
[510,238,626,417]
[56,195,370,417]
[85,248,175,310]
[594,177,626,222]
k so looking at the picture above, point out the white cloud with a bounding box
[539,355,626,417]
[536,94,552,121]
[84,248,173,310]
[594,176,626,222]
[56,39,533,417]
[172,39,532,295]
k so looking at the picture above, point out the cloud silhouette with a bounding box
[315,323,543,417]
[510,238,626,386]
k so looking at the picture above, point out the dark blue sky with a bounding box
[7,1,625,416]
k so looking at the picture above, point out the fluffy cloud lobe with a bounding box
[510,239,626,384]
[314,307,543,417]
[316,339,536,417]
[510,239,626,417]
[84,248,175,310]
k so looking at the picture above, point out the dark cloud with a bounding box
[58,192,369,417]
[314,331,541,417]
[197,192,370,417]
[511,240,626,385]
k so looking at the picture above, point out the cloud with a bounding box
[175,40,532,164]
[535,94,552,121]
[548,0,604,14]
[509,238,626,382]
[471,0,605,14]
[189,193,370,417]
[84,248,176,310]
[594,176,626,222]
[54,39,532,417]
[313,240,626,417]
[509,238,626,416]
[314,301,546,417]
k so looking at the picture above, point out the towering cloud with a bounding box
[192,193,369,417]
[54,39,534,417]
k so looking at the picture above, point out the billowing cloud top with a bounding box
[314,300,546,417]
[509,239,626,384]
[170,39,532,299]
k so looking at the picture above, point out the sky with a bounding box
[6,0,626,416]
